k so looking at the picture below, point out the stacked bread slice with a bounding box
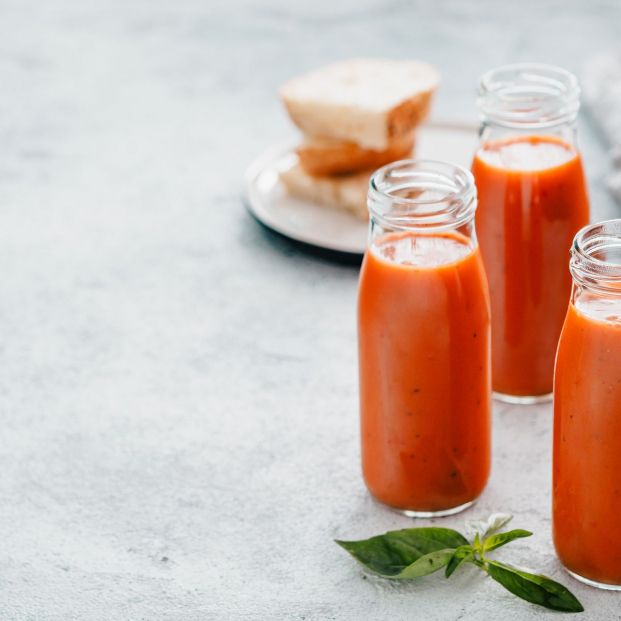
[279,59,440,219]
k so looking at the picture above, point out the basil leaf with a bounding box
[397,548,456,579]
[483,529,533,553]
[337,545,456,580]
[336,527,468,579]
[487,561,584,613]
[445,545,473,578]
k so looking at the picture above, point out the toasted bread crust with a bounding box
[387,91,433,140]
[296,133,415,177]
[280,59,439,149]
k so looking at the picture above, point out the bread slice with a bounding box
[280,163,370,220]
[297,132,415,177]
[280,59,439,150]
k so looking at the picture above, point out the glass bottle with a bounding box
[553,219,621,590]
[358,160,491,517]
[472,63,590,403]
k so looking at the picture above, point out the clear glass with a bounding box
[472,64,590,403]
[553,220,621,589]
[358,160,491,517]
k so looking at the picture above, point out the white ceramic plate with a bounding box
[244,121,478,256]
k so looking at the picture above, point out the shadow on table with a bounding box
[248,212,364,267]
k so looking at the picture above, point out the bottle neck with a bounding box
[478,120,578,146]
[367,159,478,247]
[570,220,621,305]
[477,63,580,142]
[368,216,477,250]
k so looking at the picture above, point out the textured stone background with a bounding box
[1,0,620,619]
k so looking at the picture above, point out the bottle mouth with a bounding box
[571,220,621,292]
[368,159,476,230]
[478,63,580,129]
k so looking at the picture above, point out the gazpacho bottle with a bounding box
[553,219,621,590]
[358,160,491,517]
[472,64,590,403]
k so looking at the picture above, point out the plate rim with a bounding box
[242,119,478,256]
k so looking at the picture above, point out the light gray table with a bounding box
[2,1,620,619]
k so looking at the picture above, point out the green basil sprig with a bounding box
[335,513,583,613]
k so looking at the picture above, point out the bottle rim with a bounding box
[367,159,476,231]
[571,219,621,292]
[478,63,580,129]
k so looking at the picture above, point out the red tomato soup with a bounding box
[553,298,621,586]
[472,136,589,397]
[358,231,491,512]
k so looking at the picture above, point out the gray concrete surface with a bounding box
[1,0,620,619]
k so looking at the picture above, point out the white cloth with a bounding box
[583,53,621,203]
